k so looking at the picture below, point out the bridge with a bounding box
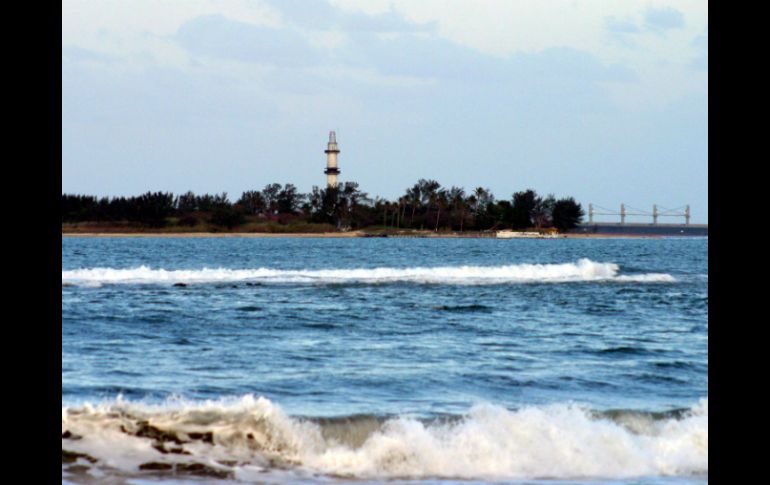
[588,204,692,225]
[575,203,706,236]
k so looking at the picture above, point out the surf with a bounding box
[61,259,675,286]
[62,395,707,481]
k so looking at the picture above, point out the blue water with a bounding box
[61,237,708,484]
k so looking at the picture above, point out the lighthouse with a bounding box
[324,131,340,188]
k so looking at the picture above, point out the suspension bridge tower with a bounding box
[324,131,340,188]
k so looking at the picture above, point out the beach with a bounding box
[61,231,663,239]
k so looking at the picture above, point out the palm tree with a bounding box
[532,194,556,229]
[416,179,441,230]
[472,187,495,230]
[432,189,448,231]
[405,184,422,228]
[473,187,492,215]
[448,186,466,231]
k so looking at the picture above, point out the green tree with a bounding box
[447,186,466,231]
[209,204,244,229]
[404,184,422,228]
[262,183,282,215]
[472,187,494,229]
[339,182,369,228]
[134,192,175,227]
[551,197,584,231]
[532,194,556,229]
[511,189,538,229]
[237,191,265,215]
[430,188,448,231]
[276,184,303,214]
[176,191,197,213]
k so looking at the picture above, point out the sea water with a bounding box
[61,237,707,484]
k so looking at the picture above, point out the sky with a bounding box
[62,0,708,223]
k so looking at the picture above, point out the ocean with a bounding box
[61,236,708,484]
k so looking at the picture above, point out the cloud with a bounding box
[321,29,636,89]
[644,6,685,32]
[62,46,116,64]
[270,0,435,33]
[174,15,322,67]
[170,12,635,95]
[691,27,708,70]
[605,16,641,35]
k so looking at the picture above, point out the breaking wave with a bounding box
[61,395,707,481]
[61,259,675,286]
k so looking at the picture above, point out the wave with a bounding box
[62,395,707,481]
[61,259,675,286]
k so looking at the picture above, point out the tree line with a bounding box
[62,180,584,231]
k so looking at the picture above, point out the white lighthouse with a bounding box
[324,131,340,188]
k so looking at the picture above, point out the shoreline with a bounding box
[62,231,364,238]
[61,231,671,239]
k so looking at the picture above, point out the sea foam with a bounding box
[61,395,707,481]
[61,259,675,286]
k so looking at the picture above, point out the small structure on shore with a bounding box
[496,230,560,239]
[324,131,340,188]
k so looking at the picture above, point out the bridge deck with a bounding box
[571,223,707,236]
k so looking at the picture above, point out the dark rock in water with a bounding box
[62,430,82,440]
[152,443,168,454]
[153,443,191,455]
[62,450,97,464]
[176,462,231,479]
[135,421,185,444]
[139,462,173,471]
[138,461,230,478]
[66,465,90,474]
[188,431,214,443]
[173,283,187,287]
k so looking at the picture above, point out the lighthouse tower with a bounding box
[324,131,340,188]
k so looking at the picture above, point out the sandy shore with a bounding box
[62,231,367,238]
[62,231,662,239]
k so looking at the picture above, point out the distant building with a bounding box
[324,131,340,188]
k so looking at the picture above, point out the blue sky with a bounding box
[62,0,708,223]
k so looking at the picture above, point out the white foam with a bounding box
[62,395,707,480]
[61,259,675,286]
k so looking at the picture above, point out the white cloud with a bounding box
[62,0,285,67]
[329,0,707,66]
[63,0,283,40]
[62,1,708,116]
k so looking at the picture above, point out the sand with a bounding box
[61,231,661,239]
[62,231,367,238]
